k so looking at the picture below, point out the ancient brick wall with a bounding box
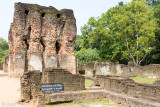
[43,68,85,91]
[7,3,77,76]
[84,62,124,77]
[121,64,160,78]
[94,62,116,75]
[21,71,42,102]
[21,68,85,102]
[94,75,160,102]
[36,89,160,106]
[81,62,160,78]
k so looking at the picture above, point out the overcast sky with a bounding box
[0,0,131,40]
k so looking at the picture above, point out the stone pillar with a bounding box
[28,53,43,72]
[85,62,95,77]
[3,55,9,72]
[94,62,112,75]
[58,55,77,74]
[13,52,26,76]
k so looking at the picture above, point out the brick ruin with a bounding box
[8,2,77,77]
[82,62,160,78]
[94,75,160,103]
[5,2,160,106]
[5,2,85,103]
[21,69,85,102]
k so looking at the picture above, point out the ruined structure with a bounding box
[6,3,86,103]
[8,2,77,76]
[21,69,85,102]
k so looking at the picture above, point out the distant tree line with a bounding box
[75,0,160,65]
[0,37,8,63]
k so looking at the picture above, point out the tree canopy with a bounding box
[79,0,158,65]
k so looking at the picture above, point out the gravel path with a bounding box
[0,70,30,107]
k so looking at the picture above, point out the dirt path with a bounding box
[0,70,29,107]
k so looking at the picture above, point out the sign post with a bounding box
[42,83,64,93]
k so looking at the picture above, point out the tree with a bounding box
[0,37,9,63]
[142,0,160,64]
[81,4,131,64]
[110,0,156,66]
[147,0,160,5]
[74,35,100,64]
[74,35,83,51]
[81,0,157,65]
[75,48,100,64]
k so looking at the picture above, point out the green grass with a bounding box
[130,76,157,84]
[50,100,117,107]
[85,79,93,87]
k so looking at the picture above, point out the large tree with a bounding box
[81,0,157,65]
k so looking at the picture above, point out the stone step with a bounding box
[85,86,102,90]
[37,89,160,107]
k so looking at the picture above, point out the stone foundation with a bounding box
[94,75,160,103]
[36,90,160,107]
[81,62,160,78]
[43,68,85,91]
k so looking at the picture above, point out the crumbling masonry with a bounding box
[8,2,77,76]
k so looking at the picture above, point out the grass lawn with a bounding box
[130,76,157,84]
[85,79,93,87]
[51,100,117,107]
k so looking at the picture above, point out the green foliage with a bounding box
[142,1,160,64]
[74,35,83,51]
[81,0,157,65]
[75,48,100,64]
[119,1,124,6]
[130,76,157,84]
[147,0,160,5]
[0,37,9,63]
[85,79,93,87]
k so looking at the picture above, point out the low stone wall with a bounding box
[94,75,160,103]
[84,62,125,77]
[36,90,160,107]
[20,68,85,102]
[122,64,160,78]
[43,68,85,91]
[21,71,42,102]
[94,62,114,75]
[82,62,160,78]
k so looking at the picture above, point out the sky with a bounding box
[0,0,131,41]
